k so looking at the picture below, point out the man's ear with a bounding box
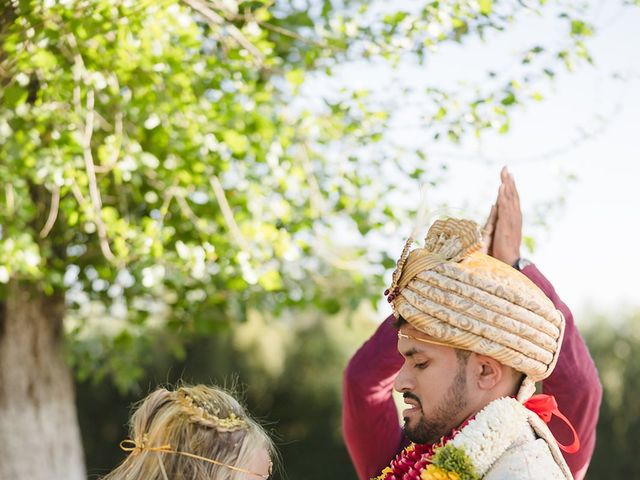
[473,354,504,391]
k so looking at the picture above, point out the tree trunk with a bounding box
[0,281,85,480]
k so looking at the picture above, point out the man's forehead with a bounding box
[399,323,421,336]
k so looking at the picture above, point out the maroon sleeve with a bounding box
[342,315,406,480]
[521,264,602,480]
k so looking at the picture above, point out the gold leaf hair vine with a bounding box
[175,389,247,432]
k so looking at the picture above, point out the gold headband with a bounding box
[397,331,458,350]
[120,437,271,479]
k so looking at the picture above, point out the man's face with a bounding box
[394,324,471,445]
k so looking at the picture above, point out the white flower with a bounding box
[448,397,529,476]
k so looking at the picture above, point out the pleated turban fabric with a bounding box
[387,218,565,400]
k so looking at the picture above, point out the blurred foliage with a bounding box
[582,310,640,479]
[79,306,640,480]
[0,0,633,391]
[77,307,376,480]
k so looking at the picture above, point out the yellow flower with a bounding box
[373,466,393,480]
[420,465,461,480]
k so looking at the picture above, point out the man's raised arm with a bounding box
[342,168,601,480]
[342,314,405,479]
[523,263,601,479]
[491,168,602,479]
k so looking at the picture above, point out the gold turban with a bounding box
[387,218,565,400]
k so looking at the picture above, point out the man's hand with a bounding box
[481,167,522,266]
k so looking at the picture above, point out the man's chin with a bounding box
[402,418,425,443]
[403,418,444,445]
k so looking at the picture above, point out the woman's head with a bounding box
[103,384,275,480]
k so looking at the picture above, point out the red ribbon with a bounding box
[524,394,580,454]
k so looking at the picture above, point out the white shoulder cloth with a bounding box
[449,397,573,480]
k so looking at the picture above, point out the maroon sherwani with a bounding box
[342,264,602,480]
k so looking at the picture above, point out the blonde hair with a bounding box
[102,384,276,480]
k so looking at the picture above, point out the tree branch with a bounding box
[69,181,85,205]
[258,20,329,49]
[182,0,266,68]
[39,184,60,238]
[209,175,248,251]
[4,184,14,216]
[82,88,117,264]
[301,142,325,216]
[66,32,118,264]
[94,110,123,174]
[174,190,216,235]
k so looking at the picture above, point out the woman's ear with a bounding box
[473,354,504,391]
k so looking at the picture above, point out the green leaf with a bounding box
[2,84,28,107]
[258,269,283,291]
[523,235,536,254]
[571,19,593,37]
[286,69,305,88]
[434,106,447,120]
[479,0,493,15]
[321,298,341,315]
[501,92,517,106]
[222,130,249,155]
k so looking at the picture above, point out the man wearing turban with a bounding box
[342,169,601,480]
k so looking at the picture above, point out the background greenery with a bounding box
[78,309,374,479]
[78,309,640,480]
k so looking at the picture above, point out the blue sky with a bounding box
[422,1,640,316]
[332,0,640,318]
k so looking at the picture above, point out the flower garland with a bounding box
[373,422,470,480]
[373,397,531,480]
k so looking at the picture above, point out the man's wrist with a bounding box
[512,257,532,271]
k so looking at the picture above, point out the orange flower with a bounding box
[420,465,461,480]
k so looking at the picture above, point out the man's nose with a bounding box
[394,362,414,392]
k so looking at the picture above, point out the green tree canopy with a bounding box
[0,0,608,391]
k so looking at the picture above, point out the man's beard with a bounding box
[402,363,469,445]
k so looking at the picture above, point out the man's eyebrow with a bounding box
[402,347,422,358]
